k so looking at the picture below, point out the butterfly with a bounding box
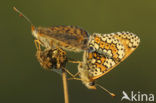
[69,32,140,96]
[13,7,89,52]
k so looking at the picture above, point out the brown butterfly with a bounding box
[13,7,89,52]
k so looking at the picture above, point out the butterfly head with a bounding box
[31,25,39,39]
[85,81,96,90]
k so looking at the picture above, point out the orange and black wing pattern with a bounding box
[87,32,140,80]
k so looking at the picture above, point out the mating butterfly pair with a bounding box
[14,7,140,96]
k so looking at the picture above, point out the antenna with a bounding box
[13,6,33,26]
[96,83,116,97]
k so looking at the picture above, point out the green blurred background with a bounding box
[0,0,156,103]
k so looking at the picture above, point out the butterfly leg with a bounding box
[68,60,82,64]
[63,68,75,77]
[63,68,81,80]
[34,39,41,51]
[72,72,80,77]
[67,72,81,80]
[68,77,81,81]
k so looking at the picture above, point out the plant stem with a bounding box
[62,69,69,103]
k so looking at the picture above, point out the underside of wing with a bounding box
[87,51,117,79]
[112,32,140,61]
[88,33,125,63]
[87,32,140,80]
[37,25,89,51]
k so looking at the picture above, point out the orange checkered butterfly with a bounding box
[71,32,140,96]
[13,7,89,52]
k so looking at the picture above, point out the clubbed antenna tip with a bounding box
[13,6,33,25]
[96,83,116,97]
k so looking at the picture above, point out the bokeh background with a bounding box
[0,0,156,103]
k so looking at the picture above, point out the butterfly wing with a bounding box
[88,33,125,62]
[87,32,140,80]
[37,26,89,51]
[112,32,140,61]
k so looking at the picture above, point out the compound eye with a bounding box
[89,82,95,86]
[88,46,95,53]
